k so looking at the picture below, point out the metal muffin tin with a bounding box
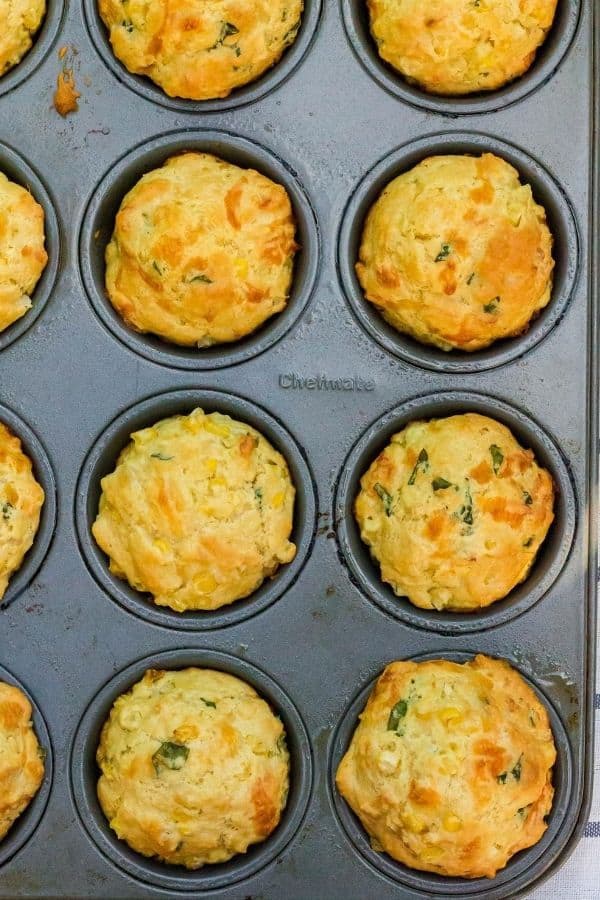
[0,2,596,898]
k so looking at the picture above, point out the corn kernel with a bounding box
[206,458,218,474]
[183,417,202,434]
[272,492,285,508]
[153,539,170,554]
[443,814,462,832]
[205,420,230,438]
[439,707,462,725]
[404,814,427,834]
[234,258,249,278]
[195,574,217,593]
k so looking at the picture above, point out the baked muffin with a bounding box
[97,667,290,868]
[0,680,45,841]
[98,0,304,100]
[367,0,558,96]
[92,408,296,612]
[354,413,554,611]
[356,153,554,353]
[336,654,556,879]
[0,171,48,334]
[0,1,45,77]
[0,422,45,600]
[105,152,298,348]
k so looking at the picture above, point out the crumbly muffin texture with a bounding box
[0,680,45,841]
[97,667,290,868]
[0,1,46,77]
[356,153,554,353]
[336,654,556,879]
[0,422,45,600]
[355,413,554,611]
[105,152,298,348]
[367,0,558,95]
[92,408,297,612]
[98,0,304,100]
[0,171,48,334]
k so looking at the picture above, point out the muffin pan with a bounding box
[0,2,596,898]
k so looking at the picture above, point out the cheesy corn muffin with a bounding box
[0,680,45,841]
[367,0,558,96]
[355,413,554,611]
[0,1,45,77]
[0,422,45,601]
[97,667,290,868]
[0,171,48,334]
[336,655,556,879]
[105,152,298,348]
[92,408,296,612]
[356,153,554,352]
[98,0,304,100]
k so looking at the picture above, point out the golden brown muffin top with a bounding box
[105,152,298,348]
[368,0,558,95]
[356,153,554,353]
[0,170,48,334]
[0,1,46,78]
[97,667,290,868]
[0,680,45,841]
[355,413,554,611]
[0,421,45,600]
[336,654,556,878]
[92,408,296,612]
[98,0,304,100]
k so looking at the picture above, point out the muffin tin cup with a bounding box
[0,402,57,610]
[0,2,65,99]
[0,143,61,353]
[337,131,580,374]
[334,390,576,635]
[328,650,574,898]
[78,129,320,371]
[70,648,313,893]
[0,663,53,869]
[74,388,317,631]
[83,0,323,113]
[341,0,582,116]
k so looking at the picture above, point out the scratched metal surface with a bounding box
[0,1,596,898]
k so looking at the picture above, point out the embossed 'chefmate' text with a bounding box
[279,374,375,392]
